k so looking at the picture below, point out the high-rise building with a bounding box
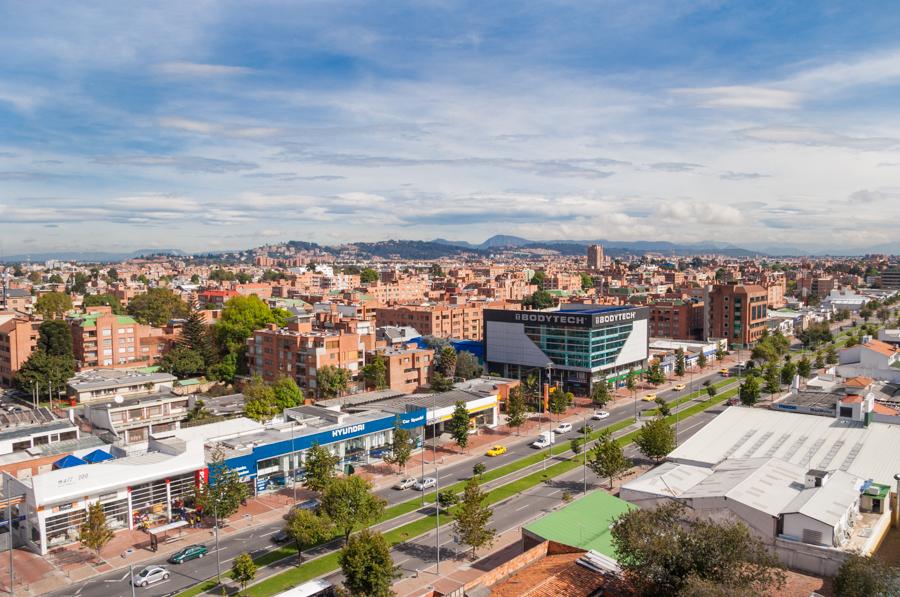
[705,284,769,348]
[882,267,900,289]
[587,244,605,270]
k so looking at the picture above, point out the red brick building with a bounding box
[374,301,491,340]
[371,344,434,393]
[706,284,769,347]
[0,313,39,387]
[648,299,704,341]
[67,306,159,369]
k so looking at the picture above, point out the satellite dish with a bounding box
[114,394,124,404]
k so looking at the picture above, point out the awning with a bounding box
[82,449,114,464]
[52,455,86,469]
[148,520,188,536]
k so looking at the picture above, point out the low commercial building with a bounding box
[484,304,649,394]
[6,436,204,554]
[66,368,177,403]
[82,392,191,449]
[0,411,79,457]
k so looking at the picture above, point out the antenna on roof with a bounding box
[114,394,124,404]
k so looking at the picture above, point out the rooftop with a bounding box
[67,368,176,392]
[523,490,636,558]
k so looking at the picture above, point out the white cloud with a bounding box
[153,62,252,77]
[737,126,900,150]
[672,86,801,109]
[848,189,900,203]
[654,200,743,226]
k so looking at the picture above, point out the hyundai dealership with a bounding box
[484,305,650,394]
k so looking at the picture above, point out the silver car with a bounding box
[132,565,169,587]
[414,477,437,491]
[393,477,417,490]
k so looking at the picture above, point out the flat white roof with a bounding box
[668,406,900,487]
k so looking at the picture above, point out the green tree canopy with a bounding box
[272,376,304,411]
[797,356,812,379]
[522,290,555,309]
[303,443,339,493]
[37,319,73,357]
[359,268,379,284]
[611,501,785,596]
[454,350,482,380]
[763,362,781,394]
[127,288,188,327]
[591,376,611,407]
[580,273,594,291]
[383,419,414,473]
[505,385,527,435]
[675,349,686,377]
[834,553,900,597]
[83,293,124,314]
[430,372,455,392]
[194,450,249,521]
[437,346,457,378]
[362,353,387,390]
[179,301,217,369]
[215,294,280,356]
[79,501,114,557]
[34,291,73,319]
[159,346,205,379]
[230,552,257,591]
[316,365,351,399]
[285,508,333,564]
[453,477,496,559]
[338,529,398,597]
[447,401,471,452]
[321,475,386,544]
[16,349,75,394]
[634,417,675,462]
[588,428,631,488]
[739,375,761,406]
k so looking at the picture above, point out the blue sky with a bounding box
[2,1,900,254]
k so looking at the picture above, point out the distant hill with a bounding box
[0,248,187,263]
[432,236,763,258]
[348,240,484,260]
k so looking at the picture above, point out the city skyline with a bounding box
[2,2,900,254]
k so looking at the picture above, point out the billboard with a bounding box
[484,307,649,329]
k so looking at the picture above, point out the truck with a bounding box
[531,431,556,449]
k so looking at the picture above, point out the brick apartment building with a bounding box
[0,312,39,387]
[374,301,490,341]
[706,284,769,348]
[370,344,435,393]
[248,318,365,397]
[198,289,238,308]
[67,306,160,369]
[364,279,430,304]
[648,298,705,341]
[2,287,33,314]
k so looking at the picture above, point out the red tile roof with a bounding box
[862,339,898,358]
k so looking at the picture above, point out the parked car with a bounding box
[727,397,741,406]
[642,393,657,402]
[485,444,507,457]
[283,498,321,519]
[393,477,417,490]
[168,544,207,564]
[132,565,169,587]
[271,529,291,544]
[591,411,610,420]
[414,477,437,491]
[673,383,686,391]
[553,422,572,434]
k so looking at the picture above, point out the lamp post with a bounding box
[894,473,900,529]
[291,420,297,504]
[129,563,136,597]
[432,390,440,574]
[6,475,13,597]
[582,413,587,494]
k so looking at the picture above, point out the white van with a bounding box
[553,422,573,434]
[531,431,556,449]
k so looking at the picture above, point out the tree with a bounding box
[447,401,471,452]
[611,501,785,597]
[798,321,833,348]
[506,385,527,435]
[429,263,443,278]
[645,362,666,385]
[16,350,75,394]
[780,361,797,385]
[654,397,671,417]
[316,365,351,399]
[179,301,216,368]
[79,501,114,558]
[126,288,188,327]
[588,428,631,488]
[437,490,459,509]
[230,552,257,593]
[548,388,572,422]
[321,475,386,544]
[453,477,496,559]
[34,292,73,319]
[522,290,555,309]
[814,352,825,370]
[530,270,545,286]
[359,268,379,284]
[878,307,891,325]
[361,354,387,390]
[106,268,118,281]
[472,462,486,477]
[194,451,249,522]
[303,443,340,493]
[429,372,455,392]
[591,376,611,407]
[739,375,761,406]
[626,370,637,394]
[834,553,900,597]
[338,529,398,597]
[210,269,236,282]
[215,295,283,377]
[675,349,686,377]
[797,356,812,379]
[159,346,205,379]
[706,385,717,400]
[634,417,675,462]
[37,320,73,357]
[763,362,781,395]
[285,508,333,564]
[272,376,304,411]
[826,345,839,365]
[580,273,594,291]
[83,293,124,314]
[697,351,707,369]
[570,438,583,454]
[383,419,413,473]
[715,347,726,362]
[242,376,278,422]
[455,350,482,380]
[68,272,89,295]
[437,346,457,378]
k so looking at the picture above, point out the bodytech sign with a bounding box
[485,307,649,329]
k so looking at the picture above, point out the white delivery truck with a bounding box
[531,431,556,449]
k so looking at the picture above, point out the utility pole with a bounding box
[433,389,440,574]
[291,420,297,504]
[129,563,136,597]
[6,475,13,597]
[420,425,425,507]
[582,413,587,494]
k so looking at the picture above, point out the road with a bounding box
[46,369,730,597]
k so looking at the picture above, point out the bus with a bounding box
[273,579,335,597]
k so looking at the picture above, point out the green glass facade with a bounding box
[524,322,634,370]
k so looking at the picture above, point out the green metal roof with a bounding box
[176,378,202,386]
[523,490,636,558]
[69,312,138,328]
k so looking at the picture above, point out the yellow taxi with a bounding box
[642,393,658,402]
[486,444,507,457]
[719,368,730,377]
[673,383,686,391]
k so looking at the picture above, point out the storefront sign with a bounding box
[485,307,648,329]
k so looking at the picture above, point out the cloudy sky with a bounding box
[1,1,900,255]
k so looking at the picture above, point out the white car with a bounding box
[393,477,417,490]
[531,437,552,449]
[132,565,169,587]
[591,411,610,420]
[414,477,437,491]
[553,422,573,434]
